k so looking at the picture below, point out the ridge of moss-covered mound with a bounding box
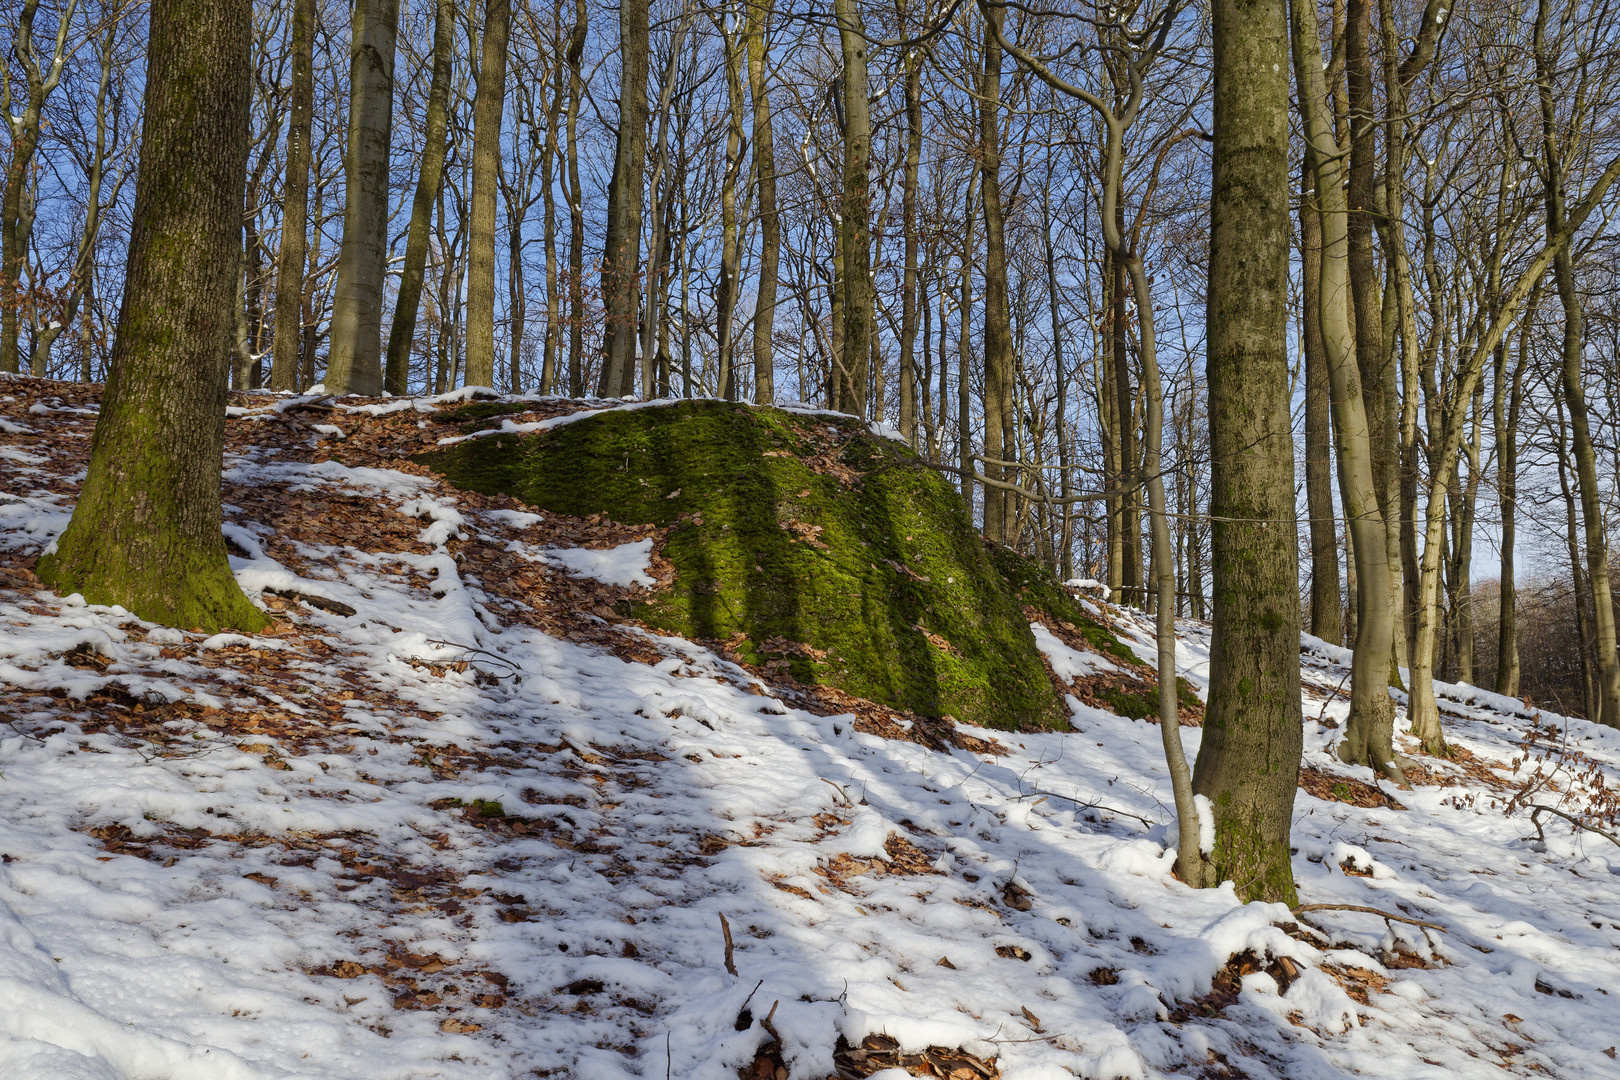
[419,401,1094,730]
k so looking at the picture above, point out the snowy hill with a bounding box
[2,376,1619,1080]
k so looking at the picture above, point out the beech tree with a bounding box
[36,0,265,634]
[1192,0,1302,904]
[325,0,399,396]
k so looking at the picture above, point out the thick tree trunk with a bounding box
[1193,0,1302,905]
[37,0,266,633]
[597,0,650,397]
[383,0,454,395]
[327,0,400,396]
[465,0,512,389]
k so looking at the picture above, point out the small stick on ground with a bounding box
[760,1000,781,1044]
[719,912,738,976]
[1291,903,1448,933]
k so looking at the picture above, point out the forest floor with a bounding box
[2,373,1619,1080]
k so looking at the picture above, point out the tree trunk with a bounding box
[597,0,650,397]
[1494,314,1526,697]
[1301,167,1342,645]
[326,0,399,396]
[271,0,316,391]
[383,0,454,395]
[564,0,587,396]
[715,11,746,402]
[1537,4,1620,727]
[957,172,977,518]
[1194,0,1302,905]
[1293,0,1401,777]
[977,3,1017,544]
[37,0,266,633]
[897,35,922,443]
[831,0,872,416]
[465,0,512,389]
[746,0,779,403]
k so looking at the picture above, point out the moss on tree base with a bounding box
[419,400,1137,731]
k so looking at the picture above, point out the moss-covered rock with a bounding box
[418,400,1084,730]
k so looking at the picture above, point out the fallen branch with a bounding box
[1526,804,1620,849]
[1291,903,1448,933]
[719,912,738,976]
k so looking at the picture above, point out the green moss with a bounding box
[438,400,537,428]
[983,542,1200,712]
[417,401,1076,731]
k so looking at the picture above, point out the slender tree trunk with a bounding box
[1195,0,1302,905]
[747,0,779,404]
[1494,315,1526,697]
[1537,9,1620,727]
[1344,0,1403,680]
[327,0,400,395]
[1301,168,1342,645]
[598,0,651,397]
[897,36,922,443]
[384,0,454,395]
[271,0,316,392]
[832,0,872,416]
[978,3,1016,543]
[465,0,512,389]
[540,29,563,395]
[715,11,745,401]
[37,0,266,633]
[1293,0,1400,776]
[564,0,587,396]
[957,172,978,518]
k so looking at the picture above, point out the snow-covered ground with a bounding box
[2,378,1619,1080]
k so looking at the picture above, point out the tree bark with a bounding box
[897,29,923,442]
[2,0,76,374]
[36,0,266,633]
[326,0,400,396]
[1293,0,1401,777]
[1537,0,1620,727]
[384,0,455,395]
[1301,166,1342,645]
[271,0,316,392]
[1494,314,1527,697]
[1194,0,1302,905]
[465,0,512,389]
[831,0,872,416]
[977,2,1016,543]
[746,0,779,404]
[564,0,587,397]
[597,0,651,397]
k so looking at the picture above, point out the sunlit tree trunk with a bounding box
[37,0,266,633]
[327,0,400,395]
[1195,0,1302,905]
[597,0,650,397]
[465,0,512,389]
[384,0,454,395]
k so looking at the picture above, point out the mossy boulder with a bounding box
[419,401,1108,731]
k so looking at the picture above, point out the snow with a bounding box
[2,385,1620,1078]
[533,538,657,587]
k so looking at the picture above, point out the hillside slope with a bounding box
[1,376,1619,1080]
